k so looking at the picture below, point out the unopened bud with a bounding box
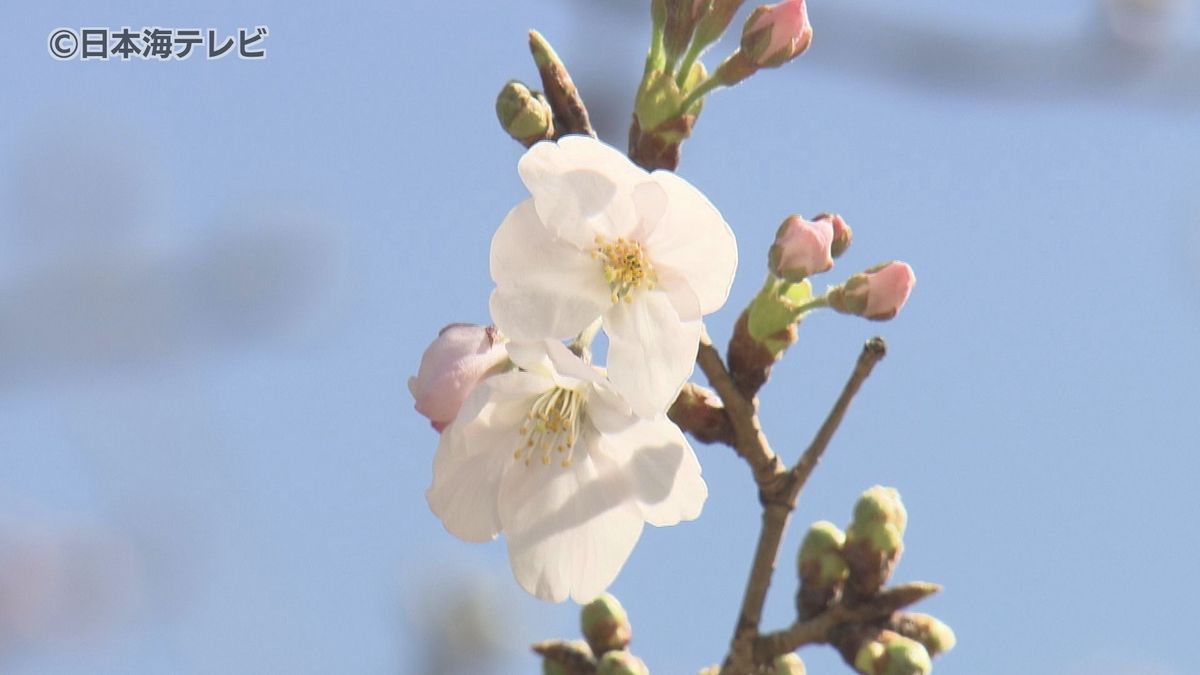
[827,262,915,321]
[769,214,834,282]
[496,80,554,146]
[844,486,907,600]
[889,613,957,657]
[664,0,704,60]
[692,0,745,51]
[853,486,908,535]
[597,650,650,675]
[772,652,807,675]
[797,520,848,618]
[814,212,852,258]
[741,0,812,68]
[409,324,508,432]
[853,632,931,675]
[581,593,633,656]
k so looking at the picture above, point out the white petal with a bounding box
[603,290,702,418]
[498,440,644,603]
[517,137,646,248]
[490,201,610,341]
[644,171,738,315]
[584,380,638,436]
[427,374,543,542]
[606,418,707,527]
[506,339,605,390]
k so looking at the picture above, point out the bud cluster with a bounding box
[630,0,815,169]
[730,211,912,400]
[538,594,651,675]
[791,488,955,674]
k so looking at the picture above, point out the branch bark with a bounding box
[717,337,888,675]
[752,582,941,661]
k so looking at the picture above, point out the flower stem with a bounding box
[645,5,667,75]
[679,74,723,114]
[675,42,706,87]
[791,294,829,315]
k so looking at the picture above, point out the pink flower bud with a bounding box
[815,212,852,259]
[409,324,508,432]
[827,262,916,321]
[741,0,812,68]
[862,262,915,320]
[768,214,834,282]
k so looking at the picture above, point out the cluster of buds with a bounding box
[630,0,815,169]
[537,594,650,675]
[728,211,910,398]
[793,488,955,674]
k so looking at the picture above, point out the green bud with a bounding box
[881,637,932,675]
[773,652,806,675]
[891,613,957,657]
[852,486,907,535]
[543,658,569,675]
[799,520,849,586]
[581,593,633,656]
[597,650,650,675]
[495,80,553,146]
[853,632,931,675]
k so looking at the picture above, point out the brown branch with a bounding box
[719,338,888,675]
[694,327,784,487]
[752,582,941,661]
[528,30,595,138]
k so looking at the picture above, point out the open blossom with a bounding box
[409,324,509,431]
[426,339,707,603]
[489,135,737,418]
[768,214,834,282]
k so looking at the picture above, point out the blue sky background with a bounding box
[1,1,1198,673]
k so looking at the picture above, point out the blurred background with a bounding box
[1,1,1197,673]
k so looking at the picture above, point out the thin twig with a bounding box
[752,582,941,661]
[719,338,888,675]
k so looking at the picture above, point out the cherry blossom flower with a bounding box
[489,135,737,418]
[426,339,708,603]
[409,324,509,431]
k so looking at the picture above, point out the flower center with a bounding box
[515,386,585,468]
[593,235,657,304]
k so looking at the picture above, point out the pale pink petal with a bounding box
[517,137,647,248]
[490,200,610,341]
[427,373,545,542]
[606,419,707,527]
[642,171,737,315]
[603,290,702,418]
[498,441,645,603]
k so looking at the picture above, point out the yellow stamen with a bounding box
[592,235,657,304]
